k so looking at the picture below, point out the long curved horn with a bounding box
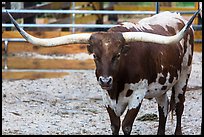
[7,11,91,46]
[122,10,200,44]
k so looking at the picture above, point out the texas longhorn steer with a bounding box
[7,10,199,135]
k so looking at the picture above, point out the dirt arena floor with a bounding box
[2,52,202,135]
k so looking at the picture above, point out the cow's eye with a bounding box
[93,54,97,59]
[116,53,121,58]
[93,54,100,62]
[112,53,120,62]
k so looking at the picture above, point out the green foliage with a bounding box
[118,2,154,6]
[110,2,195,7]
[175,2,195,7]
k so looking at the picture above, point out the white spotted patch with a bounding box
[101,71,181,116]
[128,79,148,110]
[101,89,128,117]
[146,72,179,98]
[121,22,137,29]
[138,11,187,32]
[179,39,185,52]
[174,34,193,103]
[138,24,154,31]
[101,79,148,116]
[155,93,169,117]
[181,34,192,69]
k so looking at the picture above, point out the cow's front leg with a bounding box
[122,103,142,135]
[122,80,148,135]
[106,106,121,135]
[155,93,169,135]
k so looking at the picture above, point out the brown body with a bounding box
[88,12,194,135]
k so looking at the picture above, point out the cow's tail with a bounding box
[169,88,176,124]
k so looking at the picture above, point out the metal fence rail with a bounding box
[2,6,202,46]
[2,3,202,72]
[2,9,198,14]
[2,9,157,14]
[2,23,202,30]
[2,37,202,43]
[2,9,157,29]
[2,23,115,28]
[2,9,201,29]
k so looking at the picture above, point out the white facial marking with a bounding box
[161,65,164,70]
[104,42,110,54]
[104,42,109,46]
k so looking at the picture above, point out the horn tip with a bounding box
[184,9,200,32]
[6,10,22,33]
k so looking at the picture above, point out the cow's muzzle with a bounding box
[98,76,113,90]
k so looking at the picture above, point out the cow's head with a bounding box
[7,10,199,90]
[87,32,129,90]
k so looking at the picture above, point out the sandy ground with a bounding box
[2,52,202,135]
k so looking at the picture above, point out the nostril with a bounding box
[99,76,103,84]
[107,77,113,85]
[99,76,113,85]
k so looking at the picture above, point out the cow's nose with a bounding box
[99,76,113,87]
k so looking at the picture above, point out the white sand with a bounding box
[2,52,202,135]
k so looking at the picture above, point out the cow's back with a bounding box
[108,11,194,97]
[109,11,192,36]
[138,11,188,33]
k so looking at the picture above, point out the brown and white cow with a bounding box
[7,10,199,135]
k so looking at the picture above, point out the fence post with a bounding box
[71,2,75,33]
[155,2,160,14]
[108,2,118,23]
[24,2,36,31]
[5,2,11,31]
[4,40,8,70]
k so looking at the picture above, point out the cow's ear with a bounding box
[121,45,130,54]
[87,44,93,54]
